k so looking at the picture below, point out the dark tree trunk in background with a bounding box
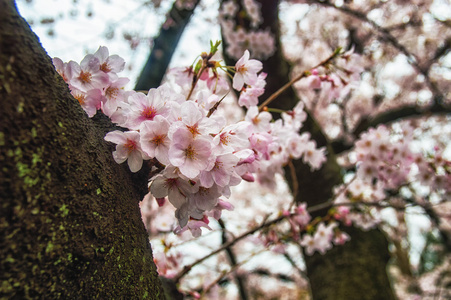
[0,1,164,298]
[221,1,396,299]
[135,0,200,90]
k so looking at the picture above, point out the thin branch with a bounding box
[405,192,451,253]
[283,252,308,280]
[332,103,451,154]
[173,199,339,284]
[312,0,445,105]
[382,20,422,32]
[207,92,228,117]
[336,91,353,137]
[172,177,451,284]
[433,16,451,29]
[200,248,266,298]
[258,49,342,111]
[173,214,286,284]
[135,0,200,90]
[218,219,248,300]
[353,103,451,137]
[251,267,296,282]
[288,160,299,205]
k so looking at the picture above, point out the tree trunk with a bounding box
[135,0,200,90]
[221,1,396,299]
[0,1,164,298]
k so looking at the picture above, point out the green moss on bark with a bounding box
[0,1,163,298]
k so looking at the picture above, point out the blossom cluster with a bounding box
[331,124,450,231]
[299,221,350,255]
[355,125,414,189]
[355,124,450,193]
[291,204,350,255]
[53,45,326,235]
[219,0,276,60]
[257,202,351,256]
[53,46,128,118]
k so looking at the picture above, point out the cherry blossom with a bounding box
[169,127,213,179]
[200,153,241,188]
[150,167,198,209]
[104,130,149,172]
[232,50,263,91]
[92,46,125,80]
[54,45,333,235]
[67,56,109,92]
[126,89,170,130]
[238,72,267,108]
[140,116,171,165]
[70,87,103,117]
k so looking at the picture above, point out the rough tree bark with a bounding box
[221,1,396,299]
[0,1,164,298]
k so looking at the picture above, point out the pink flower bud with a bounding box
[241,172,255,182]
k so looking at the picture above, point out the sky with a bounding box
[16,0,222,88]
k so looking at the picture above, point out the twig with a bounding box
[173,214,286,284]
[173,199,338,284]
[218,218,248,300]
[173,177,449,283]
[283,252,308,280]
[200,248,266,298]
[312,0,445,104]
[206,93,228,117]
[257,49,342,111]
[186,65,206,100]
[288,160,299,209]
[332,103,451,154]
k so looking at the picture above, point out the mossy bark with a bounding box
[0,1,164,298]
[222,1,396,299]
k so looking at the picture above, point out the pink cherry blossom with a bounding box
[245,106,272,132]
[101,77,130,117]
[300,234,316,256]
[232,50,263,91]
[238,72,267,108]
[70,87,103,117]
[206,72,229,93]
[67,56,109,92]
[150,167,198,209]
[174,215,212,237]
[93,46,125,80]
[176,101,219,137]
[334,231,351,245]
[313,222,336,254]
[140,116,171,165]
[53,57,72,83]
[126,89,169,130]
[292,203,311,228]
[170,66,194,88]
[302,141,327,171]
[168,127,212,179]
[249,132,273,160]
[189,184,222,211]
[213,122,252,153]
[104,130,149,172]
[207,199,234,220]
[282,101,307,131]
[200,153,240,188]
[153,251,181,279]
